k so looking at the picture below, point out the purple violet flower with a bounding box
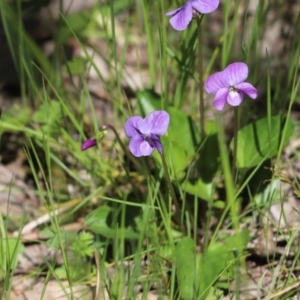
[81,138,97,151]
[125,110,170,157]
[166,0,219,31]
[204,62,258,110]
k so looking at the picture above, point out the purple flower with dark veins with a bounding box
[166,0,219,31]
[81,138,97,151]
[204,62,258,110]
[125,110,170,157]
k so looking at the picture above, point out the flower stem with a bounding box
[160,152,181,225]
[232,107,239,180]
[196,14,205,141]
[100,124,142,171]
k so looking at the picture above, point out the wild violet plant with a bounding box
[166,0,220,140]
[205,62,258,177]
[125,110,180,216]
[81,111,180,223]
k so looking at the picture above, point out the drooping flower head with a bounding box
[125,110,170,157]
[204,62,258,110]
[166,0,219,31]
[81,138,97,151]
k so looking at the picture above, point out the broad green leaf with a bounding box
[254,179,280,205]
[181,178,213,202]
[175,237,196,300]
[58,11,92,43]
[242,159,272,195]
[158,244,174,260]
[205,120,218,135]
[198,230,250,298]
[168,107,199,157]
[223,229,250,251]
[233,116,294,168]
[198,243,230,298]
[66,57,87,75]
[196,133,219,182]
[204,287,224,300]
[85,205,141,239]
[153,137,188,180]
[137,89,162,117]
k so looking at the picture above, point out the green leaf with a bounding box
[233,116,294,168]
[41,228,77,249]
[66,57,87,75]
[224,229,250,251]
[175,237,197,300]
[2,105,31,125]
[168,107,199,157]
[198,243,231,298]
[153,137,188,180]
[58,11,92,44]
[196,133,219,182]
[137,89,162,116]
[198,230,250,298]
[33,101,63,133]
[181,178,213,202]
[71,232,94,257]
[254,179,280,205]
[85,205,142,239]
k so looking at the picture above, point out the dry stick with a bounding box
[196,14,205,141]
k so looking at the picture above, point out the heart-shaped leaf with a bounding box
[233,116,294,168]
[85,205,142,239]
[175,237,197,300]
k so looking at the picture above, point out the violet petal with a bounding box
[191,0,219,14]
[205,71,229,94]
[236,82,258,99]
[227,90,243,106]
[151,135,163,154]
[213,88,229,110]
[129,135,144,157]
[125,116,143,138]
[165,6,183,16]
[139,140,155,156]
[139,111,170,136]
[81,138,97,151]
[224,62,249,86]
[168,2,193,31]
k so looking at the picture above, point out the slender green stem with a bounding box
[100,124,142,172]
[0,212,7,280]
[232,106,239,180]
[217,114,239,233]
[160,152,181,225]
[196,15,205,141]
